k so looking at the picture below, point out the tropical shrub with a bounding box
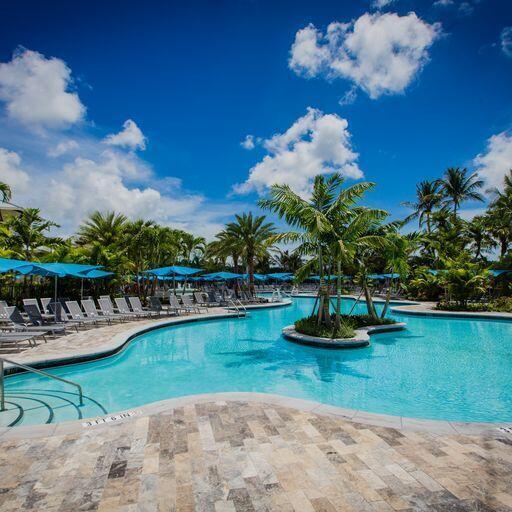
[403,268,443,301]
[294,313,396,339]
[488,297,512,312]
[438,257,490,308]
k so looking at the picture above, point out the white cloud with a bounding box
[0,48,85,129]
[372,0,396,8]
[103,119,146,151]
[433,0,454,5]
[0,147,30,194]
[233,108,363,197]
[501,27,512,58]
[339,86,358,106]
[289,12,441,99]
[48,139,79,157]
[473,131,512,192]
[458,2,474,15]
[241,135,256,150]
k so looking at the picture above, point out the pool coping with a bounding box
[281,322,407,348]
[1,298,510,438]
[391,303,512,321]
[1,392,509,440]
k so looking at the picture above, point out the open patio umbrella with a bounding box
[202,271,242,281]
[142,265,203,292]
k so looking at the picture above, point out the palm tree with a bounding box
[0,181,12,202]
[179,233,206,265]
[77,211,128,247]
[208,230,242,273]
[402,180,442,233]
[464,216,494,260]
[437,167,484,215]
[224,213,275,293]
[4,208,61,260]
[271,248,303,273]
[260,173,387,328]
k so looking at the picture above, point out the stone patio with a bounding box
[1,399,512,511]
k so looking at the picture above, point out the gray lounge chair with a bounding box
[181,294,206,313]
[81,299,114,324]
[114,297,143,319]
[40,297,52,314]
[128,296,159,317]
[4,307,50,340]
[0,332,42,352]
[48,303,82,330]
[65,301,101,327]
[149,296,177,316]
[23,304,72,333]
[169,294,188,314]
[98,298,131,321]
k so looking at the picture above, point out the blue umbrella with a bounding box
[202,271,242,281]
[142,265,202,277]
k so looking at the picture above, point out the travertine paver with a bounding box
[0,400,511,511]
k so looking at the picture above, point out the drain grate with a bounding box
[497,426,512,436]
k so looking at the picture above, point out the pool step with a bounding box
[0,389,107,427]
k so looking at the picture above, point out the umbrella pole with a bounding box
[81,278,84,300]
[54,275,58,322]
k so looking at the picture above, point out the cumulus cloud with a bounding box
[0,48,85,129]
[473,131,512,192]
[372,0,396,8]
[103,119,146,151]
[433,0,454,5]
[241,135,256,150]
[289,12,441,99]
[48,139,79,157]
[339,86,358,106]
[501,27,512,58]
[233,108,363,197]
[0,147,30,194]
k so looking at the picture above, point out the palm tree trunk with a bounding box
[248,252,255,294]
[334,258,342,331]
[363,279,378,320]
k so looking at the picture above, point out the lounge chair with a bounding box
[23,304,73,333]
[98,298,131,321]
[193,292,209,306]
[114,297,142,319]
[181,294,207,313]
[23,298,41,313]
[81,299,114,324]
[0,332,43,351]
[169,294,188,314]
[4,307,50,341]
[40,297,52,314]
[148,296,177,316]
[128,296,159,317]
[48,302,84,330]
[65,301,101,327]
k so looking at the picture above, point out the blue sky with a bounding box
[0,0,511,237]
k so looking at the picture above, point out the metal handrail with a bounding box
[0,357,83,412]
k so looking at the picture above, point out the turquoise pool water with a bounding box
[3,297,512,425]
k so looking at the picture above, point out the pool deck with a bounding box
[391,302,512,321]
[1,396,512,511]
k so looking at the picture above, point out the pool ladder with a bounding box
[0,357,84,413]
[227,299,247,317]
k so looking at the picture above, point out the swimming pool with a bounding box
[2,297,512,426]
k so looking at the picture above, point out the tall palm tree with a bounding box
[0,181,12,202]
[437,167,484,215]
[464,216,494,260]
[271,248,303,273]
[260,173,387,327]
[4,208,61,260]
[77,211,128,247]
[402,180,442,233]
[224,213,275,293]
[208,230,242,273]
